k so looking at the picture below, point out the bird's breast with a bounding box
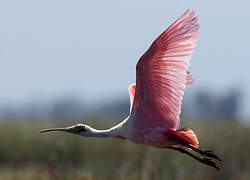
[127,126,174,148]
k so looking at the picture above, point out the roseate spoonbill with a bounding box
[40,9,221,170]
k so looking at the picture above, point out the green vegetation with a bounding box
[0,119,249,180]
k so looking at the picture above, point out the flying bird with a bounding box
[41,10,221,170]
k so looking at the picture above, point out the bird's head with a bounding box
[40,124,93,136]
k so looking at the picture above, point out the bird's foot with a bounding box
[197,149,221,162]
[200,157,220,171]
[180,142,221,161]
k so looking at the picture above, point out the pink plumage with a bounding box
[130,9,199,130]
[128,83,136,112]
[186,71,194,85]
[41,10,221,170]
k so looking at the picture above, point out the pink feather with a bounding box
[130,9,199,129]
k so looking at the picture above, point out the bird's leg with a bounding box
[168,147,220,171]
[180,142,221,161]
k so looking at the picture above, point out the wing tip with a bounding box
[155,9,199,46]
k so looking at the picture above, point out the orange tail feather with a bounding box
[167,127,199,148]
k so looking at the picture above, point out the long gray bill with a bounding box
[40,127,68,133]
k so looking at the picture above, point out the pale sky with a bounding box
[0,1,249,119]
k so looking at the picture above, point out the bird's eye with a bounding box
[77,126,87,133]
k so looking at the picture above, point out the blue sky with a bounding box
[0,1,249,119]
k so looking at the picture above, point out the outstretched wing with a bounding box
[131,10,199,129]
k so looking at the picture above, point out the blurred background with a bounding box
[0,0,250,179]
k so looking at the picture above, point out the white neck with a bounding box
[86,128,119,137]
[82,119,128,138]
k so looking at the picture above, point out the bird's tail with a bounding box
[167,127,199,148]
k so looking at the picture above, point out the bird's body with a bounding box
[41,10,221,170]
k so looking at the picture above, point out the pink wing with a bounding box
[128,83,136,112]
[131,10,199,129]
